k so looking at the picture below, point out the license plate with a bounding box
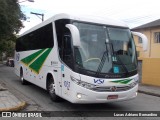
[107,95,118,100]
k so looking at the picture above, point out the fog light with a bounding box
[77,93,82,99]
[136,92,138,96]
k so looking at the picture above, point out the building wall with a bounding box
[150,27,160,58]
[142,58,160,86]
[133,26,160,59]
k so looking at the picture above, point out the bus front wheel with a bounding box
[47,76,60,102]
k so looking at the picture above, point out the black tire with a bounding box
[47,76,60,102]
[20,68,28,85]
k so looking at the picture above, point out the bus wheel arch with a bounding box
[46,73,60,102]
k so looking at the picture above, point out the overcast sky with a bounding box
[19,0,160,34]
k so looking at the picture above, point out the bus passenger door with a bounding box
[55,19,75,99]
[60,33,74,98]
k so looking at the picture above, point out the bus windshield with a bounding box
[73,22,137,74]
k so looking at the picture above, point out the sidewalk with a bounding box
[0,83,160,112]
[0,84,27,112]
[138,84,160,97]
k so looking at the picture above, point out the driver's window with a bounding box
[55,19,74,69]
[63,34,72,59]
[62,32,73,68]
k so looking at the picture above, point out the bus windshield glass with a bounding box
[73,22,137,74]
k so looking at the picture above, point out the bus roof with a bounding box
[20,13,128,36]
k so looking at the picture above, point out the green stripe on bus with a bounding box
[21,49,45,65]
[29,48,52,74]
[111,79,132,84]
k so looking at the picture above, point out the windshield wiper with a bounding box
[105,42,129,74]
[96,42,129,77]
[108,42,129,74]
[114,53,129,74]
[95,43,110,77]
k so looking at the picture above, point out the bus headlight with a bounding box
[133,76,139,83]
[70,76,97,89]
[76,93,82,99]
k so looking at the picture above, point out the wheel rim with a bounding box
[20,72,24,81]
[49,82,55,94]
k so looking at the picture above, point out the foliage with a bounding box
[0,40,15,57]
[0,0,24,40]
[0,0,25,58]
[0,35,16,57]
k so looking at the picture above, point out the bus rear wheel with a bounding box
[20,68,28,85]
[47,76,60,102]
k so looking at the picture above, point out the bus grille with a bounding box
[91,85,133,92]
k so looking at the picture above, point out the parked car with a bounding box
[6,58,14,67]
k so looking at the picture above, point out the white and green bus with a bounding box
[15,13,147,103]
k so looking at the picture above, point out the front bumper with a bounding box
[66,84,138,104]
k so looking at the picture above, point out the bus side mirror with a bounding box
[131,31,148,51]
[65,24,81,47]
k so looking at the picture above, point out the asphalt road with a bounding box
[0,64,160,120]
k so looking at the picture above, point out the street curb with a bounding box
[0,101,27,112]
[0,88,8,91]
[138,90,160,97]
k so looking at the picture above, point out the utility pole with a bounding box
[30,12,44,22]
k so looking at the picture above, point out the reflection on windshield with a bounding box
[108,27,137,72]
[73,22,137,74]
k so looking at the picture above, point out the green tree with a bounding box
[0,35,16,56]
[0,0,24,40]
[0,0,25,59]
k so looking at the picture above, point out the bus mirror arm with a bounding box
[65,24,81,47]
[131,31,148,51]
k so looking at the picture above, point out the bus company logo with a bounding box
[105,74,121,78]
[110,86,117,92]
[64,81,70,90]
[16,53,20,61]
[94,79,104,84]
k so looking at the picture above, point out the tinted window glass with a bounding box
[55,19,74,69]
[16,23,54,51]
